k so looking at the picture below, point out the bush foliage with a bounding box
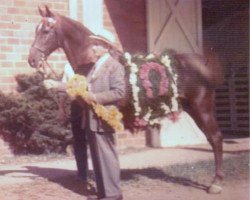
[0,72,72,155]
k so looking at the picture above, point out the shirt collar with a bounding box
[95,53,110,70]
[92,53,110,77]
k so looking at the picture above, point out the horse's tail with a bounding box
[175,52,224,88]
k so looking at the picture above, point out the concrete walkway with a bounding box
[0,137,249,185]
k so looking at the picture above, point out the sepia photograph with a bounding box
[0,0,249,200]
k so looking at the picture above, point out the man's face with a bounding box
[80,45,99,65]
[92,44,109,58]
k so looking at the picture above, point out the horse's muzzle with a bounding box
[28,47,45,68]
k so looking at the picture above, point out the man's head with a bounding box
[92,43,109,58]
[89,30,116,60]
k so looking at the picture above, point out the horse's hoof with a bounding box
[207,184,222,194]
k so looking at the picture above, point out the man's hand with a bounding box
[43,79,59,89]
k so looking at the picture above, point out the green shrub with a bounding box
[0,72,72,155]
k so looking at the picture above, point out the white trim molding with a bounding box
[69,0,78,20]
[82,0,114,41]
[82,0,103,34]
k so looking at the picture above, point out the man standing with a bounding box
[44,31,125,200]
[80,33,125,200]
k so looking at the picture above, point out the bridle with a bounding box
[31,45,61,80]
[31,44,47,57]
[31,18,62,79]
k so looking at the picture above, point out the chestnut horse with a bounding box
[28,6,224,194]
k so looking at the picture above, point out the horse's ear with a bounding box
[38,5,46,17]
[45,5,55,18]
[38,5,54,18]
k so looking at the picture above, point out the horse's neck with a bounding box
[62,39,92,70]
[57,16,93,70]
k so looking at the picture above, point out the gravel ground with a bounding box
[0,150,249,200]
[0,137,249,200]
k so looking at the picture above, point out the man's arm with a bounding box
[93,62,126,105]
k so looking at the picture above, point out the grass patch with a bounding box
[121,152,249,187]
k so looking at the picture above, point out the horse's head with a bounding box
[28,5,122,71]
[28,6,60,68]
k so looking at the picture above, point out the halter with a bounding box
[31,44,48,64]
[33,16,62,57]
[31,40,60,80]
[31,44,47,55]
[31,17,62,79]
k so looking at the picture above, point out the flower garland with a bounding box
[66,74,124,132]
[161,54,179,112]
[124,53,141,116]
[66,74,88,98]
[123,52,180,127]
[139,62,169,98]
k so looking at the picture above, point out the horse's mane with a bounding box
[55,13,93,45]
[50,13,97,69]
[54,13,122,62]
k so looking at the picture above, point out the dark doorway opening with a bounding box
[202,0,249,135]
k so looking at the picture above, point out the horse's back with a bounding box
[175,51,224,90]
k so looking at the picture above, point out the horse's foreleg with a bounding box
[184,91,223,194]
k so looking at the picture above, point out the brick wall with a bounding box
[0,0,70,93]
[115,130,146,150]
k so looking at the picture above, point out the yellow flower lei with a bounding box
[67,74,124,132]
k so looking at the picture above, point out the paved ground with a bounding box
[0,137,249,200]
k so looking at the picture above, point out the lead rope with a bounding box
[39,57,69,122]
[41,56,60,80]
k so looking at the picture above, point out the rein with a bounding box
[30,42,58,79]
[37,58,60,80]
